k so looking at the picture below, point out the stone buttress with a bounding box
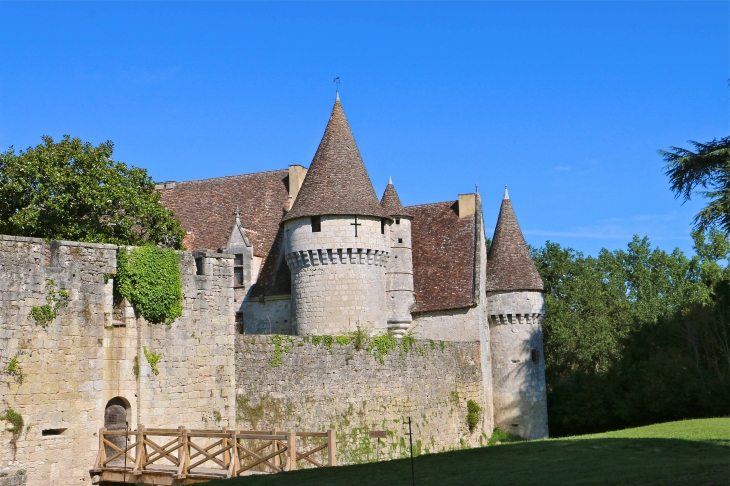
[486,188,549,439]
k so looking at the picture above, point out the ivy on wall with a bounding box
[466,399,482,431]
[116,246,182,325]
[29,279,69,326]
[5,355,23,384]
[0,408,24,441]
[143,346,162,376]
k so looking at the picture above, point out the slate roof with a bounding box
[485,195,544,292]
[380,182,411,217]
[159,170,292,296]
[409,201,476,313]
[162,172,481,310]
[282,98,389,222]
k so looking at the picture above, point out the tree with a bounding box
[660,136,730,234]
[0,135,185,248]
[532,233,729,436]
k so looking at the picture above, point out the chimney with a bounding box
[458,194,476,218]
[288,165,308,205]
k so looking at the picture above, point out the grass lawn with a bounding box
[203,418,730,486]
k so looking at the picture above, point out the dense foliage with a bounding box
[533,231,730,436]
[0,135,185,248]
[116,246,183,325]
[661,136,730,234]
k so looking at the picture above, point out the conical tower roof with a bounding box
[486,188,544,292]
[282,96,389,222]
[380,177,411,217]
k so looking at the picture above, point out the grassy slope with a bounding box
[204,418,730,486]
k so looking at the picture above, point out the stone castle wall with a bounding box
[0,235,235,486]
[235,335,490,464]
[487,290,548,439]
[285,216,389,335]
[240,297,293,335]
[0,470,25,486]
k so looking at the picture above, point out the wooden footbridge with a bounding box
[90,426,337,485]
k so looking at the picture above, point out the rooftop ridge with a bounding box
[405,200,458,209]
[159,168,290,186]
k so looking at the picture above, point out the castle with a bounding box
[0,95,547,485]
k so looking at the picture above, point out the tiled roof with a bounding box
[159,170,292,296]
[486,196,543,292]
[409,201,476,313]
[282,98,389,222]
[380,182,411,217]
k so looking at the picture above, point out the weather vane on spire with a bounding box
[334,76,340,92]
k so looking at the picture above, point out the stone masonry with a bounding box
[285,215,389,335]
[0,235,235,485]
[235,335,489,464]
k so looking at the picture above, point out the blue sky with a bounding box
[1,2,727,256]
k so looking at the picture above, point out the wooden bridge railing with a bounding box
[91,426,337,484]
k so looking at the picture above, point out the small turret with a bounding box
[381,178,415,338]
[487,187,548,440]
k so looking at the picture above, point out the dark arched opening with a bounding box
[104,397,131,467]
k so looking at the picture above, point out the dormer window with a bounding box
[311,216,321,232]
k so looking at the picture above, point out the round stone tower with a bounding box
[282,94,391,336]
[486,187,549,440]
[381,178,415,338]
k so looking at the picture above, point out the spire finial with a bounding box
[503,185,509,200]
[388,176,393,185]
[233,206,242,224]
[334,76,340,101]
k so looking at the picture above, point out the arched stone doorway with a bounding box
[104,397,131,467]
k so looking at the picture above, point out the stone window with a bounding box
[234,254,244,287]
[531,348,539,363]
[395,218,400,225]
[235,312,244,334]
[42,428,66,436]
[381,219,386,234]
[398,238,403,244]
[311,216,321,232]
[195,257,204,275]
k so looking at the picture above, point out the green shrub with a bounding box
[29,279,69,326]
[4,356,23,384]
[335,335,351,346]
[143,346,162,376]
[401,333,417,353]
[270,335,292,367]
[466,399,482,431]
[350,326,369,351]
[368,333,397,365]
[116,246,182,325]
[487,428,525,445]
[0,408,23,438]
